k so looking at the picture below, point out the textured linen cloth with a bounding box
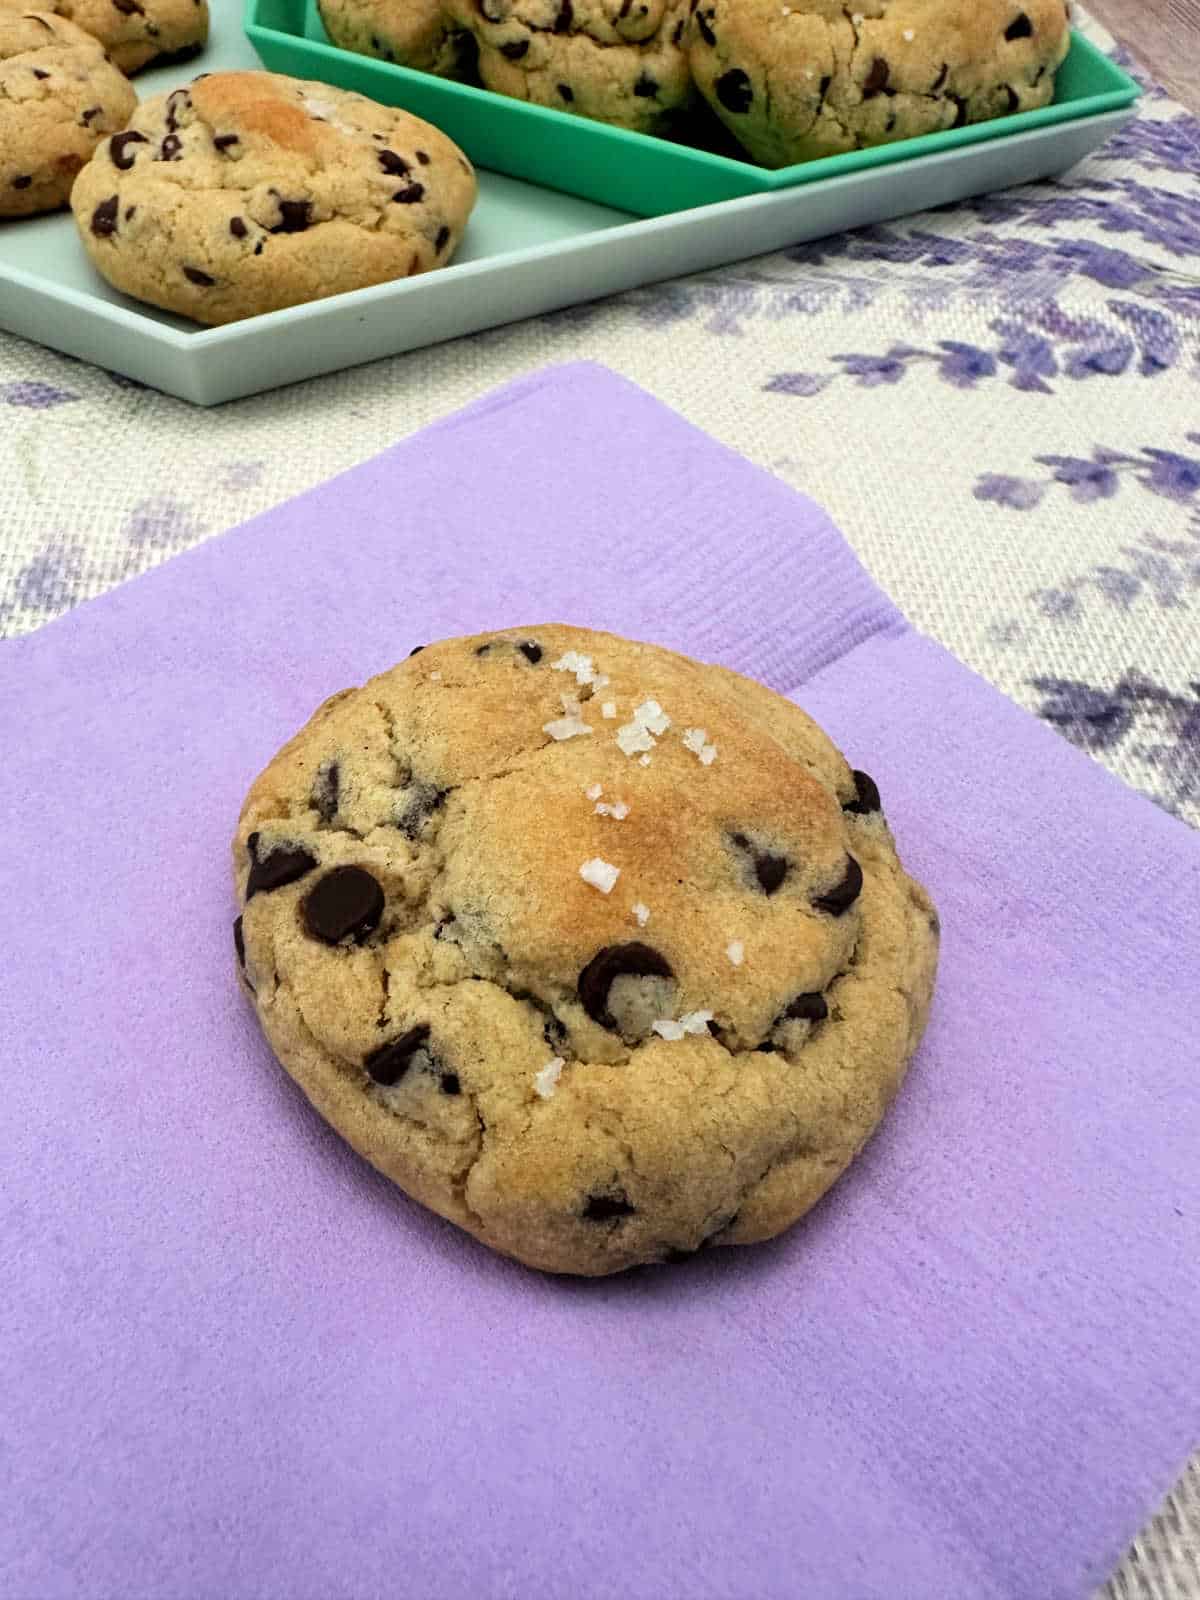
[2,363,1198,1600]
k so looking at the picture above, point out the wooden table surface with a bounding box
[1086,0,1200,110]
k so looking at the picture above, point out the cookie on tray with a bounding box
[442,0,692,135]
[0,0,208,75]
[316,0,471,76]
[687,0,1071,168]
[70,70,476,324]
[1,10,136,218]
[232,625,940,1277]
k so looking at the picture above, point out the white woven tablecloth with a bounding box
[2,9,1197,1593]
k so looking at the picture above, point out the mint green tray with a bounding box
[246,3,1140,217]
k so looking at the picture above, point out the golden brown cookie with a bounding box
[687,0,1071,167]
[316,0,471,77]
[0,9,136,218]
[70,69,476,324]
[233,626,939,1276]
[0,0,208,75]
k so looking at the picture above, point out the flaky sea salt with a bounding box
[726,940,745,967]
[429,671,442,681]
[534,1057,564,1099]
[639,754,652,767]
[544,715,592,741]
[552,650,601,687]
[699,745,717,766]
[851,11,864,23]
[680,1010,714,1035]
[683,726,718,765]
[601,701,617,719]
[585,782,603,801]
[633,699,670,735]
[617,721,655,756]
[579,857,620,894]
[595,800,630,820]
[902,26,914,39]
[633,902,651,927]
[561,692,583,715]
[652,1019,686,1041]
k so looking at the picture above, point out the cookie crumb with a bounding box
[601,701,617,719]
[585,782,603,800]
[726,940,745,967]
[580,857,620,894]
[544,714,592,740]
[534,1057,564,1098]
[632,901,651,927]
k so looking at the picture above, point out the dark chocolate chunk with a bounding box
[254,240,265,255]
[578,942,673,1031]
[32,68,49,78]
[125,205,136,220]
[553,0,572,31]
[80,106,101,125]
[435,224,450,252]
[583,1192,635,1221]
[715,67,753,114]
[112,0,144,14]
[391,183,425,204]
[370,32,381,46]
[844,768,881,816]
[159,134,182,161]
[433,913,456,941]
[164,90,187,131]
[499,37,529,57]
[885,114,896,133]
[862,56,889,97]
[633,73,657,97]
[213,133,239,151]
[440,1072,461,1095]
[110,130,147,170]
[1004,10,1033,39]
[518,640,542,663]
[396,781,448,840]
[784,991,828,1024]
[1033,63,1045,83]
[1004,84,1019,112]
[154,42,204,65]
[557,82,574,102]
[312,760,340,823]
[729,832,788,895]
[364,1023,430,1086]
[618,0,632,16]
[695,8,715,45]
[812,855,863,917]
[233,915,246,968]
[90,195,119,237]
[304,865,385,945]
[408,644,425,655]
[819,73,831,97]
[671,18,684,42]
[417,149,431,164]
[950,94,968,127]
[12,175,32,190]
[245,833,317,898]
[931,61,948,92]
[378,148,409,175]
[183,265,214,286]
[229,215,248,239]
[274,198,313,231]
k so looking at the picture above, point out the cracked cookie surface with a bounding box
[233,625,939,1276]
[441,0,692,135]
[1,9,136,217]
[687,0,1070,168]
[70,69,476,323]
[0,0,207,75]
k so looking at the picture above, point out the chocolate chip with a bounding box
[183,266,214,286]
[408,644,425,655]
[1033,63,1045,83]
[391,183,424,204]
[12,175,31,189]
[932,61,948,92]
[90,195,119,237]
[583,1192,635,1221]
[433,913,456,940]
[518,640,542,663]
[1004,84,1019,112]
[557,82,574,102]
[110,130,147,170]
[213,133,239,151]
[499,37,528,57]
[662,1247,694,1263]
[812,855,862,917]
[729,832,788,895]
[370,31,381,46]
[715,67,752,114]
[819,73,831,97]
[553,0,571,31]
[784,992,828,1024]
[32,68,49,79]
[254,241,264,255]
[440,1072,461,1095]
[304,865,385,945]
[159,134,182,161]
[378,148,409,175]
[844,768,881,816]
[862,56,889,97]
[80,106,101,125]
[164,90,188,131]
[396,781,448,839]
[312,760,339,823]
[633,73,657,97]
[274,199,313,231]
[154,42,203,64]
[1004,10,1033,39]
[435,224,450,253]
[618,0,632,15]
[233,915,246,968]
[416,150,431,164]
[364,1024,429,1086]
[125,205,136,220]
[695,8,715,45]
[671,18,684,42]
[885,114,896,133]
[229,215,248,238]
[950,94,968,127]
[245,833,317,898]
[112,0,144,13]
[578,942,673,1031]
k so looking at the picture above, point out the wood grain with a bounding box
[1085,0,1200,111]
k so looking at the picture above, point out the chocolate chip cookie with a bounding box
[1,9,136,217]
[0,0,208,74]
[233,626,939,1277]
[688,0,1071,168]
[69,70,476,324]
[315,0,471,76]
[441,0,692,135]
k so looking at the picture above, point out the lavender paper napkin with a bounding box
[2,364,1198,1600]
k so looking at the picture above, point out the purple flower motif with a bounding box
[1138,449,1200,503]
[1035,454,1121,502]
[832,346,917,386]
[123,496,205,551]
[1055,241,1147,290]
[763,372,832,397]
[936,340,996,388]
[974,474,1047,511]
[1033,587,1081,621]
[993,327,1057,394]
[1062,338,1136,380]
[0,380,80,410]
[1108,301,1180,376]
